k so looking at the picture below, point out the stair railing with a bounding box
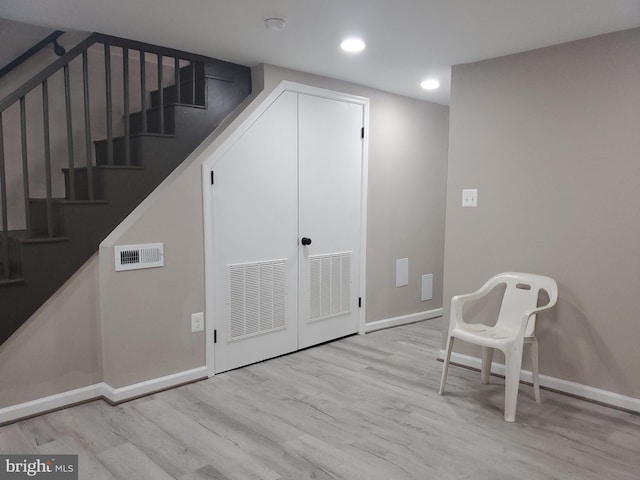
[0,33,209,280]
[0,30,66,79]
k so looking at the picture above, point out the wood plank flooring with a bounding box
[1,318,639,479]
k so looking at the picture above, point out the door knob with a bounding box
[301,237,312,246]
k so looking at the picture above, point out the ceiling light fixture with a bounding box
[264,17,286,31]
[340,38,366,53]
[420,79,440,90]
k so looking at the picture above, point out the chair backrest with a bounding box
[489,272,558,337]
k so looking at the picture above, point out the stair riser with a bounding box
[94,136,147,166]
[128,107,176,136]
[28,201,66,238]
[0,235,23,278]
[63,169,101,201]
[146,62,205,109]
[150,80,206,109]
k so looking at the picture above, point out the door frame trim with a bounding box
[202,81,370,377]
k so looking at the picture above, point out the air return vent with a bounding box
[228,259,286,341]
[114,243,164,271]
[309,252,351,323]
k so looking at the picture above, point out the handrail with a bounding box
[0,30,66,79]
[0,32,217,114]
[0,34,98,114]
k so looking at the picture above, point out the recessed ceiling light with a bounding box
[341,38,366,53]
[420,79,440,90]
[264,17,286,31]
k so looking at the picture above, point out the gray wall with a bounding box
[443,28,640,398]
[0,63,449,404]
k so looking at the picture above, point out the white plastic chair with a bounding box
[438,272,558,422]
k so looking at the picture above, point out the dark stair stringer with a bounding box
[0,58,251,344]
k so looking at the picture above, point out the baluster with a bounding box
[82,51,94,200]
[20,97,31,235]
[0,112,9,277]
[104,44,113,165]
[174,57,181,104]
[191,61,196,104]
[42,80,53,238]
[157,53,164,134]
[140,49,147,134]
[63,64,76,200]
[123,47,131,166]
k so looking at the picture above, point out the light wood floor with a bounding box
[1,318,639,479]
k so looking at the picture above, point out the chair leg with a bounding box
[439,336,455,395]
[481,347,494,384]
[529,338,541,403]
[503,346,524,422]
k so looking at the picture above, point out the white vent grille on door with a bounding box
[228,259,286,341]
[309,252,351,323]
[114,243,164,271]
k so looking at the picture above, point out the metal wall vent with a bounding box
[114,243,164,271]
[309,252,351,323]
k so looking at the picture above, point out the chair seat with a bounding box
[452,324,520,347]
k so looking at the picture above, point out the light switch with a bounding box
[396,258,409,287]
[462,189,478,207]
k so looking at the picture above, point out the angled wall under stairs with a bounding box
[0,40,251,345]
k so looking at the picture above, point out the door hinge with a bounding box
[358,297,362,308]
[213,329,217,343]
[210,171,215,185]
[360,127,365,139]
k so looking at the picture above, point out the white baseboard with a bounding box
[439,350,640,413]
[101,366,208,403]
[0,384,103,425]
[0,366,208,425]
[365,308,443,333]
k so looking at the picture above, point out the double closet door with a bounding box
[211,90,365,373]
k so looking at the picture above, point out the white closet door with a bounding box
[212,91,299,373]
[297,94,364,349]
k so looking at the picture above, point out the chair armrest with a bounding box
[450,283,496,329]
[519,304,555,335]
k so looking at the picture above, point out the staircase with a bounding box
[0,33,251,344]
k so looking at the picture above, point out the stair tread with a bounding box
[131,102,206,114]
[19,235,69,245]
[62,165,144,172]
[1,230,70,245]
[29,198,109,205]
[0,277,25,287]
[94,132,176,144]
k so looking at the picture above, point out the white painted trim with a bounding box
[0,366,208,425]
[365,308,443,333]
[0,384,103,425]
[101,366,208,403]
[439,351,640,413]
[202,80,370,375]
[358,96,370,336]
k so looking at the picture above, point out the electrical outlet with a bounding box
[191,312,204,332]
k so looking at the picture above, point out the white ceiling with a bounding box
[2,0,640,105]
